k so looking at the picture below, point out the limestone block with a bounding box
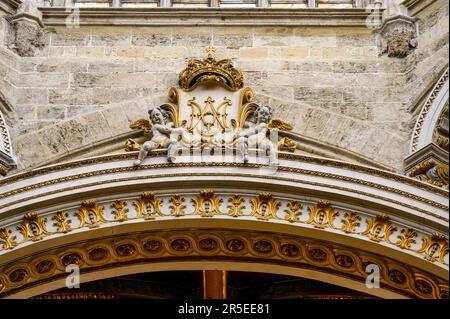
[101,106,131,135]
[116,47,145,58]
[144,47,189,59]
[122,99,154,124]
[11,104,36,121]
[76,46,106,57]
[51,29,91,46]
[36,125,69,156]
[12,133,48,168]
[281,61,331,72]
[35,60,88,73]
[301,108,333,139]
[36,105,66,120]
[294,87,342,102]
[15,88,48,105]
[49,88,93,105]
[134,59,185,72]
[172,29,212,47]
[212,27,252,48]
[92,88,143,105]
[237,60,284,73]
[48,46,77,57]
[239,47,268,59]
[131,30,172,46]
[279,47,310,59]
[7,72,69,88]
[88,61,134,73]
[91,29,132,46]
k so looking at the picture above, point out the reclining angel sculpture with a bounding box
[131,106,184,166]
[237,104,292,166]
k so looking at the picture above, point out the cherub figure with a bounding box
[237,105,278,165]
[133,106,183,166]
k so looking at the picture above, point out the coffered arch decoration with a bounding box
[405,67,449,189]
[0,151,447,298]
[0,228,448,299]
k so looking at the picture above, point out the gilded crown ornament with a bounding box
[178,46,244,92]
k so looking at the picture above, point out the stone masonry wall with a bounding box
[0,1,448,172]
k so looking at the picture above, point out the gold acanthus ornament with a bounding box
[1,191,448,266]
[409,161,449,189]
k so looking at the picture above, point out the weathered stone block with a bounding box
[49,88,93,105]
[36,105,66,120]
[240,47,268,59]
[50,29,91,46]
[15,88,48,105]
[131,31,171,46]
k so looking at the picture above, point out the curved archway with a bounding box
[0,152,447,299]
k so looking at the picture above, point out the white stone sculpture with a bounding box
[133,106,183,166]
[237,105,278,166]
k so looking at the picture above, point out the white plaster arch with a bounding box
[410,67,449,154]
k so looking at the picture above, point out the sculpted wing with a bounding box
[130,119,152,132]
[268,119,293,131]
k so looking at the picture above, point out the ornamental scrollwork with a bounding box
[52,211,72,234]
[361,214,396,243]
[1,229,446,299]
[169,195,186,217]
[305,201,338,229]
[227,195,245,217]
[0,228,17,250]
[17,212,49,242]
[284,201,303,223]
[416,233,449,264]
[192,190,223,217]
[127,47,294,166]
[339,212,361,234]
[133,192,162,220]
[76,200,106,228]
[250,193,280,220]
[111,200,129,222]
[395,228,417,250]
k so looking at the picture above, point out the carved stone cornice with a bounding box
[401,0,437,16]
[0,0,21,15]
[38,7,378,26]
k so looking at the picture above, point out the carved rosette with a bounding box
[377,16,418,58]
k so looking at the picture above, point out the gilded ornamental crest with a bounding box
[127,46,294,166]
